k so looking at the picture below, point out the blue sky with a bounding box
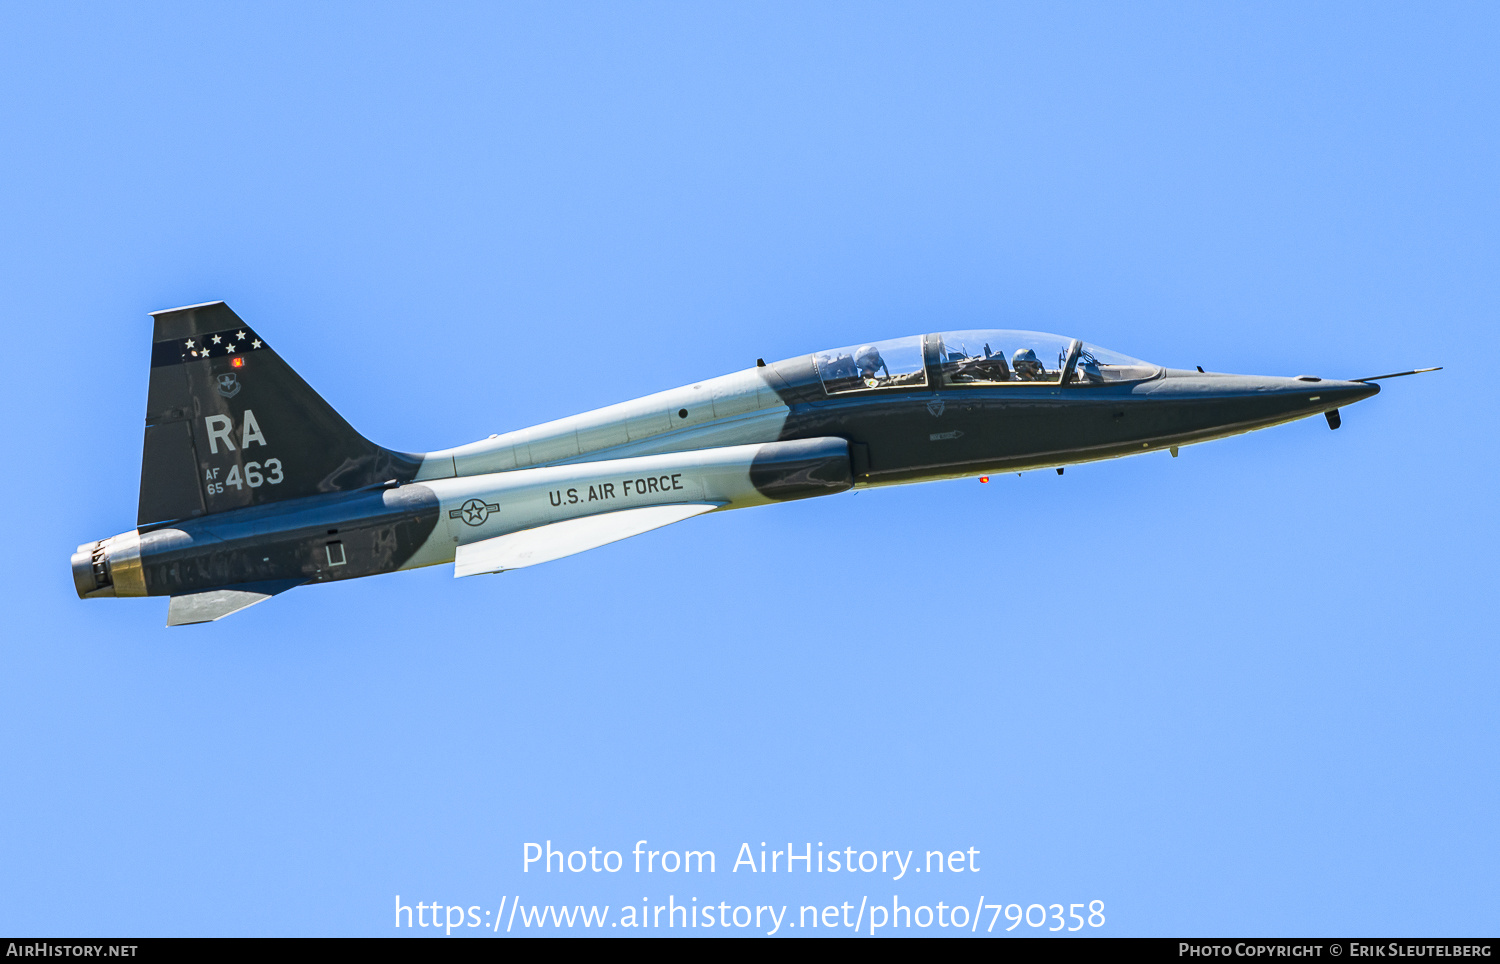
[1,1,1495,937]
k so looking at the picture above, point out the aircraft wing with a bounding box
[166,579,303,626]
[454,502,722,577]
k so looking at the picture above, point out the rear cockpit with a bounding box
[814,335,929,394]
[813,330,1160,396]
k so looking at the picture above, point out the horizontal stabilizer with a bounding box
[166,579,302,626]
[455,503,721,577]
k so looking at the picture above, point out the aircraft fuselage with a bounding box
[72,305,1381,624]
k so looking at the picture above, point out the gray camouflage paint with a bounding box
[72,303,1378,620]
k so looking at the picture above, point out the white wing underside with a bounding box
[166,582,299,626]
[454,502,721,577]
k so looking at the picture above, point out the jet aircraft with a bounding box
[72,302,1434,625]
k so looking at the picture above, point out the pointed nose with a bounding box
[1308,378,1380,408]
[1150,369,1381,406]
[1139,369,1382,432]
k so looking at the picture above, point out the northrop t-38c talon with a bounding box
[72,301,1437,626]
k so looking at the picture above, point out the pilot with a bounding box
[854,345,889,387]
[1012,348,1045,381]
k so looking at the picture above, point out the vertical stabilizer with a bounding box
[139,302,420,530]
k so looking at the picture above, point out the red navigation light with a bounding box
[979,476,989,483]
[231,356,245,368]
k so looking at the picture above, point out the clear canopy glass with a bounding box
[1070,342,1159,384]
[814,336,928,394]
[934,330,1073,386]
[933,330,1158,387]
[813,330,1159,395]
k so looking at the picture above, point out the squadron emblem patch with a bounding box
[216,372,241,398]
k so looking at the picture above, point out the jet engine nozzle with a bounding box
[71,542,110,598]
[71,531,146,599]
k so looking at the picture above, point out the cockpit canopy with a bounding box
[813,330,1159,395]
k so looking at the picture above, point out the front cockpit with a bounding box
[813,330,1161,395]
[790,327,1386,486]
[933,330,1160,386]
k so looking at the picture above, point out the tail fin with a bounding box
[138,301,420,530]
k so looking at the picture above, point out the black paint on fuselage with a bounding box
[137,485,440,597]
[747,437,853,500]
[83,311,1383,607]
[758,355,1378,484]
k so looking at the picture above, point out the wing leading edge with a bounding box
[454,503,722,577]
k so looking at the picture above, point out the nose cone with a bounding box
[1150,369,1380,406]
[1259,376,1379,437]
[1298,377,1380,414]
[1138,369,1381,436]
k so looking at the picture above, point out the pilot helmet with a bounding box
[854,345,884,376]
[1012,348,1042,377]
